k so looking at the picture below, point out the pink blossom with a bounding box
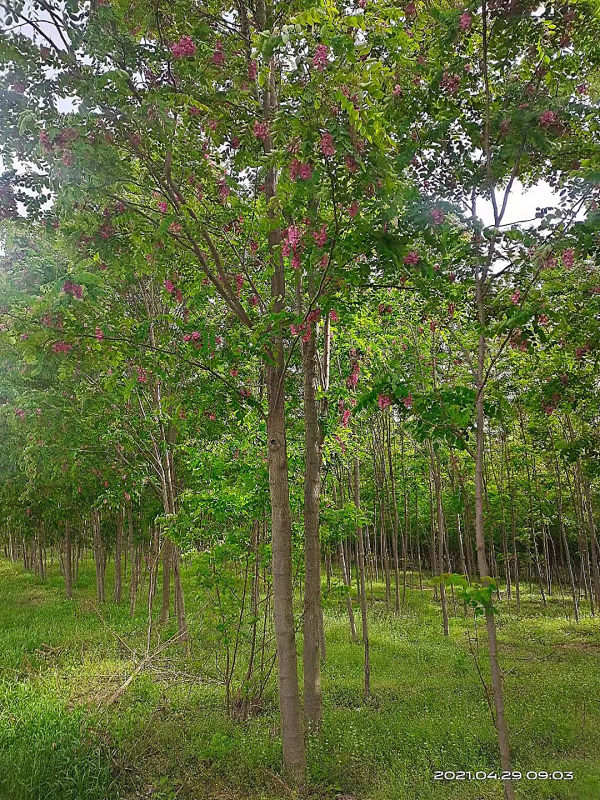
[15,408,25,419]
[312,44,329,71]
[378,394,392,410]
[63,280,83,299]
[431,208,445,224]
[218,179,230,201]
[539,110,558,128]
[170,36,196,59]
[313,225,328,247]
[538,314,549,326]
[212,40,225,67]
[291,253,301,270]
[459,11,472,30]
[320,132,336,157]
[164,278,175,293]
[168,222,182,234]
[251,294,260,307]
[562,248,575,268]
[52,341,73,354]
[341,409,352,427]
[20,333,29,340]
[348,201,359,218]
[402,393,413,408]
[137,367,148,383]
[157,201,168,213]
[510,290,521,305]
[253,120,270,141]
[230,135,240,149]
[393,84,403,97]
[235,273,244,295]
[329,310,339,323]
[405,2,416,19]
[286,226,303,250]
[290,158,312,181]
[441,72,460,95]
[404,250,420,266]
[248,60,258,81]
[345,155,360,174]
[95,327,104,340]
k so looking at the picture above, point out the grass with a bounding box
[0,556,599,800]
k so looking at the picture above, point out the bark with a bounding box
[475,327,515,800]
[64,520,73,599]
[354,456,370,701]
[114,510,123,604]
[160,536,172,624]
[302,325,324,731]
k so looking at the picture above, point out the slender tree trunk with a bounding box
[160,536,172,624]
[475,328,515,800]
[114,510,123,604]
[302,326,323,731]
[64,520,73,599]
[354,456,370,701]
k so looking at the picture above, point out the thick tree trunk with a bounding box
[302,327,324,731]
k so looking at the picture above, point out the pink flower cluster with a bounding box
[212,40,225,67]
[164,277,183,303]
[312,44,329,71]
[431,208,445,224]
[313,225,328,247]
[562,248,575,268]
[539,110,558,128]
[347,358,360,389]
[282,225,304,269]
[253,120,269,141]
[290,159,312,181]
[320,132,336,157]
[459,11,472,30]
[441,72,460,95]
[404,250,420,266]
[63,280,83,299]
[378,394,392,411]
[248,60,258,81]
[170,36,196,59]
[52,341,73,354]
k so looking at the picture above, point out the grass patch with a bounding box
[0,558,599,799]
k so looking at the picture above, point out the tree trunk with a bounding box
[302,325,324,731]
[64,520,73,599]
[160,536,172,624]
[114,510,123,604]
[354,456,370,701]
[475,330,515,800]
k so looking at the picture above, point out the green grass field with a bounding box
[1,557,599,800]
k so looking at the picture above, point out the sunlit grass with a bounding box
[0,557,599,799]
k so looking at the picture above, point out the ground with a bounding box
[0,557,599,800]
